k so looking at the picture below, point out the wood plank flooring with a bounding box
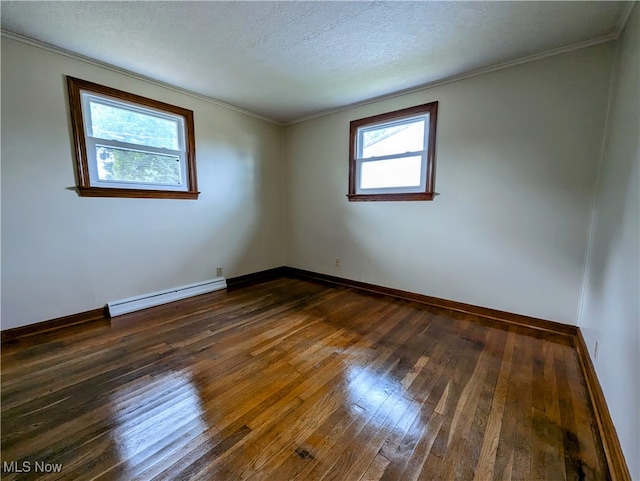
[1,277,609,480]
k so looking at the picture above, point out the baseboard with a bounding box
[2,277,229,341]
[1,267,282,342]
[283,266,630,478]
[574,330,632,481]
[0,266,577,341]
[1,308,107,343]
[283,267,577,337]
[0,266,630,478]
[107,277,227,317]
[226,266,288,289]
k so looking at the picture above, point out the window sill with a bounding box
[347,192,435,202]
[76,187,200,199]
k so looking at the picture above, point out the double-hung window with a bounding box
[348,101,438,201]
[67,77,198,199]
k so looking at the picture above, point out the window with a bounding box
[348,101,438,201]
[67,76,198,199]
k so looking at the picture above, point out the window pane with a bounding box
[360,156,422,189]
[96,146,182,185]
[361,117,426,158]
[89,99,180,150]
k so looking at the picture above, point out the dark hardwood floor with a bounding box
[1,277,609,480]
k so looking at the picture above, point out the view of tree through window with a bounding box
[67,76,198,199]
[89,101,179,150]
[96,147,181,185]
[89,100,182,185]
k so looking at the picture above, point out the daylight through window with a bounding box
[348,102,438,201]
[67,77,198,199]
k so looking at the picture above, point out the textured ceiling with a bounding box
[0,1,631,124]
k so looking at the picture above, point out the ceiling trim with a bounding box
[2,23,622,127]
[614,1,637,37]
[287,32,618,125]
[0,30,285,126]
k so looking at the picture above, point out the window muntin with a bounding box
[86,96,181,150]
[348,102,438,201]
[67,77,199,199]
[82,93,188,191]
[360,117,426,158]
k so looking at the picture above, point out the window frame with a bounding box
[67,76,199,199]
[348,101,438,202]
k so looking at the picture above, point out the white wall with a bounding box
[1,37,285,329]
[1,17,637,476]
[285,44,614,325]
[579,5,640,478]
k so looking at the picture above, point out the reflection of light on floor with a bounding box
[346,365,422,430]
[110,370,208,477]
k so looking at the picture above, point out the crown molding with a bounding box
[0,30,285,126]
[614,2,636,38]
[286,33,618,126]
[2,27,620,128]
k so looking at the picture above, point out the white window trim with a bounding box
[80,91,189,192]
[67,76,199,200]
[348,101,438,202]
[354,113,429,195]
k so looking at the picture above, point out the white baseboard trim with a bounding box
[107,277,227,317]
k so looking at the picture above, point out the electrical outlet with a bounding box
[216,267,223,277]
[594,341,600,361]
[334,257,341,267]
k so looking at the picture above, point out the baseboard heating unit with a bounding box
[106,277,227,317]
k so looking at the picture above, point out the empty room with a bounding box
[1,1,638,480]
